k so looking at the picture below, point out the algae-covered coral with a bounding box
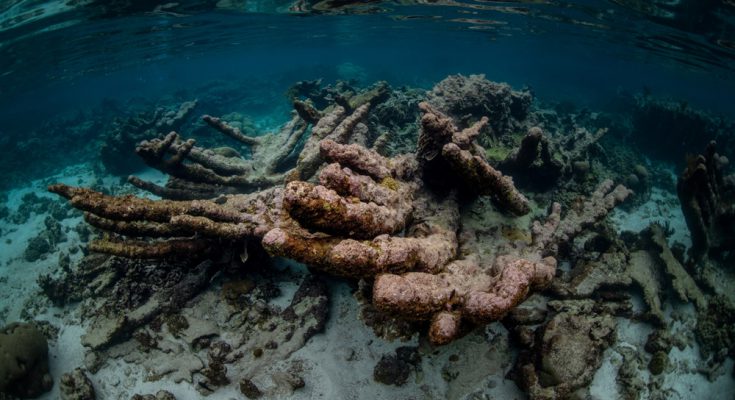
[4,74,734,399]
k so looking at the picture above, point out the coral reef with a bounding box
[59,368,96,400]
[426,74,532,141]
[32,77,667,399]
[0,322,53,398]
[677,141,735,262]
[50,96,630,349]
[629,94,734,165]
[417,101,530,215]
[516,301,617,400]
[101,100,198,175]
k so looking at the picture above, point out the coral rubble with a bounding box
[37,77,655,398]
[0,322,53,398]
[677,141,735,262]
[59,368,96,400]
[101,100,198,175]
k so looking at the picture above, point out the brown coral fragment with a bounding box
[646,224,707,310]
[373,179,629,344]
[202,114,262,146]
[88,237,212,259]
[289,103,372,181]
[442,142,530,216]
[132,109,308,197]
[48,183,282,258]
[417,101,530,216]
[518,306,616,400]
[264,193,458,278]
[281,181,409,239]
[677,141,735,261]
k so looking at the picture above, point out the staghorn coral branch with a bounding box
[202,114,261,146]
[48,184,283,254]
[126,176,221,201]
[293,99,323,124]
[49,184,189,223]
[372,179,630,345]
[442,142,530,216]
[263,192,458,278]
[83,213,190,238]
[261,114,309,175]
[550,179,632,249]
[319,139,394,180]
[289,104,371,181]
[281,180,411,239]
[88,238,212,259]
[417,101,531,216]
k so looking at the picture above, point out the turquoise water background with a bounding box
[1,1,733,137]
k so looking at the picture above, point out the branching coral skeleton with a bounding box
[49,96,630,344]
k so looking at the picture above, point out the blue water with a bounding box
[1,2,734,126]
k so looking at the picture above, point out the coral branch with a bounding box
[442,142,530,216]
[372,179,629,344]
[202,115,261,146]
[88,238,212,259]
[677,141,735,261]
[289,104,371,181]
[264,193,458,278]
[418,101,530,215]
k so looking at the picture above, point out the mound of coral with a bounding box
[5,74,732,399]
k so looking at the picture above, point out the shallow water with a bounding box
[1,1,734,399]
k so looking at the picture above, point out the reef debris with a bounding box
[677,141,735,263]
[0,322,53,399]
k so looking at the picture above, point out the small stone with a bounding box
[252,348,263,358]
[648,351,668,375]
[374,354,410,386]
[60,368,96,400]
[239,378,262,399]
[155,391,177,400]
[396,346,421,366]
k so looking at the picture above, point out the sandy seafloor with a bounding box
[1,164,734,400]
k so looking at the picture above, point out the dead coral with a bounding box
[59,368,96,400]
[374,180,630,344]
[47,184,281,258]
[695,295,735,362]
[131,108,308,198]
[417,101,530,215]
[101,100,197,175]
[514,299,622,400]
[497,125,607,191]
[287,103,372,181]
[0,322,53,399]
[52,99,629,349]
[426,74,532,140]
[677,141,735,262]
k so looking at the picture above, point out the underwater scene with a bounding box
[1,1,735,399]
